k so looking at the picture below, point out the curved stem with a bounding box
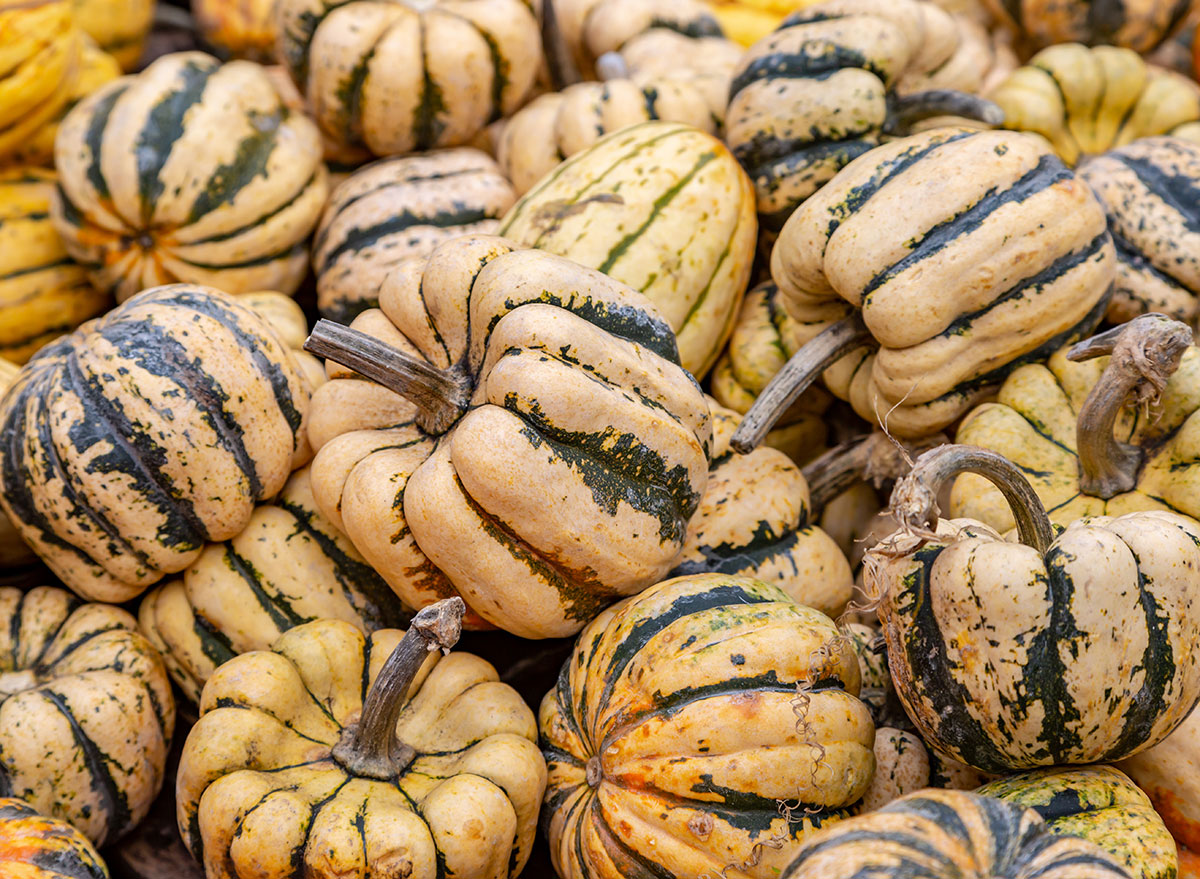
[305,319,471,435]
[889,444,1056,555]
[730,314,872,455]
[1066,313,1191,499]
[541,0,583,88]
[883,90,1005,136]
[803,431,947,515]
[331,597,465,780]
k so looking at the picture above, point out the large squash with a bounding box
[499,120,757,377]
[306,236,712,638]
[0,284,313,603]
[0,798,109,879]
[274,0,542,157]
[0,585,175,846]
[52,52,329,302]
[0,167,109,364]
[176,599,547,879]
[866,443,1200,772]
[540,573,875,878]
[313,149,516,323]
[983,0,1194,54]
[781,789,1133,878]
[732,126,1114,448]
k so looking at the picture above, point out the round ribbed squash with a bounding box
[540,573,875,879]
[669,399,854,617]
[71,0,152,70]
[0,585,175,846]
[733,126,1114,448]
[499,120,757,377]
[978,766,1177,879]
[0,798,108,879]
[307,236,712,638]
[983,0,1192,54]
[139,466,406,704]
[782,789,1134,878]
[861,727,987,811]
[192,0,276,60]
[0,167,109,364]
[274,0,542,157]
[725,0,1007,230]
[867,443,1200,772]
[52,52,329,303]
[1118,707,1200,858]
[313,149,516,324]
[0,284,313,603]
[177,600,547,879]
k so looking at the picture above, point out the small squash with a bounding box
[0,284,313,602]
[862,727,987,811]
[982,0,1193,54]
[732,126,1114,448]
[312,149,516,324]
[192,0,277,60]
[52,52,330,302]
[71,0,152,70]
[499,120,757,377]
[274,0,543,157]
[978,765,1177,879]
[781,789,1133,878]
[306,236,712,638]
[0,167,110,364]
[0,357,36,576]
[0,798,108,879]
[866,443,1200,772]
[0,585,175,846]
[540,573,876,878]
[138,466,407,704]
[177,599,547,879]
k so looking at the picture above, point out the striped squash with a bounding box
[862,727,988,812]
[52,52,330,303]
[192,0,277,60]
[312,149,516,324]
[0,284,313,603]
[0,586,175,846]
[670,399,854,618]
[499,121,757,377]
[0,357,37,577]
[782,789,1134,878]
[176,607,547,879]
[0,798,108,879]
[0,168,109,364]
[274,0,542,157]
[868,444,1200,773]
[761,127,1114,440]
[978,766,1178,879]
[540,573,875,879]
[71,0,152,70]
[307,236,712,639]
[237,290,329,392]
[138,466,407,704]
[1119,707,1200,860]
[725,0,1008,230]
[983,0,1193,53]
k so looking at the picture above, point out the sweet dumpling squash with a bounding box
[0,798,109,879]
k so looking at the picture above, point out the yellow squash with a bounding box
[71,0,152,69]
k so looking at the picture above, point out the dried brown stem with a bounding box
[884,90,1005,135]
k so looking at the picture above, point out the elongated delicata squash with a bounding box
[52,52,329,303]
[307,236,712,639]
[0,285,313,603]
[867,444,1200,773]
[540,574,875,879]
[0,798,109,879]
[0,586,175,847]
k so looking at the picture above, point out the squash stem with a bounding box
[731,314,872,455]
[883,90,1004,136]
[803,431,945,515]
[331,597,465,781]
[305,319,472,435]
[542,0,583,88]
[889,444,1056,555]
[1067,313,1191,499]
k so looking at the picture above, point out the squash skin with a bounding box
[0,798,109,879]
[0,586,175,847]
[52,52,329,303]
[1118,706,1200,857]
[772,126,1114,438]
[0,284,313,603]
[500,120,757,378]
[0,168,109,365]
[192,0,277,60]
[540,573,875,879]
[862,727,987,812]
[176,618,546,879]
[312,149,516,324]
[308,237,712,639]
[274,0,542,157]
[978,766,1178,879]
[70,0,152,70]
[0,357,36,572]
[982,0,1193,54]
[782,789,1134,878]
[138,466,406,704]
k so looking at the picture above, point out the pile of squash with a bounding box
[2,0,1200,877]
